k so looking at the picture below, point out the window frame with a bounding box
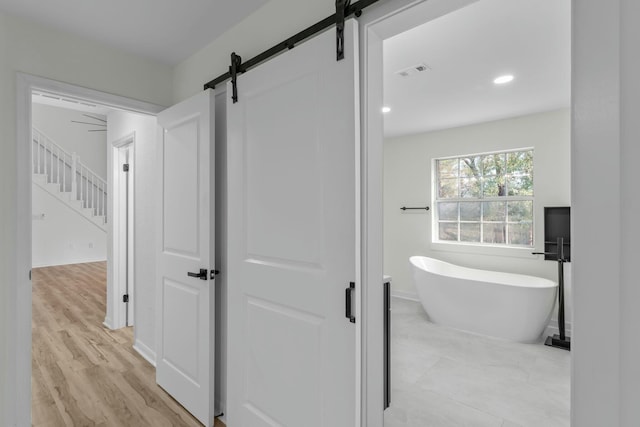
[432,148,535,250]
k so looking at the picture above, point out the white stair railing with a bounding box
[32,127,108,221]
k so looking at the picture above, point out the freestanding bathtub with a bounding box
[409,256,557,343]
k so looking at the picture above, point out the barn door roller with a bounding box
[335,0,351,61]
[230,52,242,104]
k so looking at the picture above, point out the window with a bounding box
[434,149,534,247]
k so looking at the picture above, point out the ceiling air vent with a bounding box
[395,63,431,78]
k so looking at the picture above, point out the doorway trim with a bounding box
[13,73,163,426]
[109,134,136,330]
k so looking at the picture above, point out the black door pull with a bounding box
[345,282,356,323]
[187,269,208,280]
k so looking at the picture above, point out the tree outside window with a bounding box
[434,149,534,247]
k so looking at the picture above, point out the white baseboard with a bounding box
[103,317,114,330]
[391,290,420,301]
[133,339,157,367]
[33,258,107,269]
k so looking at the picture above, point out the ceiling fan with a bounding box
[71,114,106,132]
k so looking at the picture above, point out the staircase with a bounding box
[32,127,107,231]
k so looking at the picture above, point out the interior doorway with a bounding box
[29,91,138,423]
[112,137,135,328]
[361,0,572,425]
[13,73,164,426]
[16,72,226,427]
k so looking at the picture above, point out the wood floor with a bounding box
[32,262,225,427]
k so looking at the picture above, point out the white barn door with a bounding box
[156,89,215,426]
[227,20,360,427]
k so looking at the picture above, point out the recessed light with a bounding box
[493,74,514,85]
[382,106,391,113]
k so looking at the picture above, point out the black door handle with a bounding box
[345,282,355,323]
[187,269,208,280]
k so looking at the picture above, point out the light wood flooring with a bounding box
[32,262,225,427]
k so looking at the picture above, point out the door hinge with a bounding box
[345,281,356,323]
[123,164,129,172]
[29,269,32,280]
[122,294,129,303]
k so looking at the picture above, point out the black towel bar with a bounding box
[400,206,430,211]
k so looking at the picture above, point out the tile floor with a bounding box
[384,297,570,427]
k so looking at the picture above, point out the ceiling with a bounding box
[4,0,569,134]
[0,0,268,64]
[383,0,571,138]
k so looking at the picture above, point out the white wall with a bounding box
[620,2,640,425]
[572,1,640,426]
[0,9,173,423]
[384,109,571,329]
[31,184,107,267]
[106,111,158,362]
[32,103,107,178]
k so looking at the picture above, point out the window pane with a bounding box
[483,223,506,244]
[438,202,458,221]
[434,150,534,247]
[481,153,506,176]
[507,201,533,222]
[482,175,506,197]
[439,177,458,199]
[460,202,481,221]
[482,202,506,221]
[507,150,533,175]
[460,156,482,177]
[508,223,533,246]
[439,223,458,241]
[438,158,459,178]
[506,174,533,196]
[460,223,481,242]
[460,177,480,198]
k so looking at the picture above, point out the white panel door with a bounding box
[227,20,360,427]
[156,89,215,426]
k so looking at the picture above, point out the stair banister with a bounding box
[71,152,77,195]
[43,134,47,177]
[62,151,65,192]
[56,146,60,184]
[32,126,108,223]
[35,132,40,174]
[78,161,82,207]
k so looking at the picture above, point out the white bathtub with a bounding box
[409,256,557,343]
